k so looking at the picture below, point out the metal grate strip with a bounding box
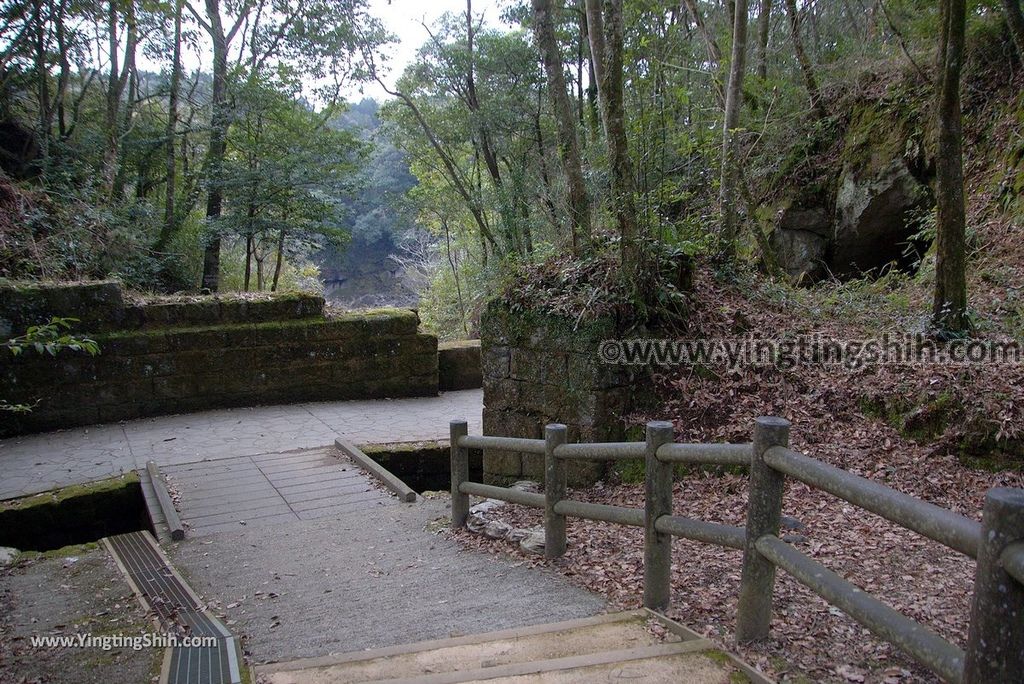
[105,531,241,684]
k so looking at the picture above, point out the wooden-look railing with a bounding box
[448,418,1024,684]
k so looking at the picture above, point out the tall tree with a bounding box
[159,0,183,251]
[586,0,641,284]
[932,0,969,334]
[755,0,772,79]
[531,0,590,252]
[783,0,826,118]
[1004,0,1024,60]
[719,0,748,249]
[189,0,245,291]
[102,0,138,197]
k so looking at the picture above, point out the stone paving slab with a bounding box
[0,389,482,500]
[169,498,607,666]
[164,446,396,536]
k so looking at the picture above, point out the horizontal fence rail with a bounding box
[764,446,981,558]
[553,500,644,527]
[447,418,1024,684]
[755,535,966,683]
[459,481,545,509]
[656,442,752,466]
[1003,541,1024,585]
[554,442,644,460]
[655,515,746,550]
[459,434,546,454]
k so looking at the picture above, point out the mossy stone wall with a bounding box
[438,340,482,390]
[481,301,652,487]
[0,282,439,436]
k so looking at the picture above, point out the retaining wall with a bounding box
[480,302,653,487]
[0,281,438,436]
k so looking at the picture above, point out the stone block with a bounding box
[0,280,126,336]
[438,340,482,391]
[481,345,511,380]
[509,349,567,384]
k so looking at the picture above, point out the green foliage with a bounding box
[3,317,100,413]
[4,317,99,358]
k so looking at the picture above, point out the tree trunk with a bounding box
[54,0,71,140]
[756,0,772,79]
[32,0,51,169]
[932,0,969,335]
[200,0,230,292]
[680,0,725,105]
[1004,0,1024,61]
[719,0,748,249]
[533,105,563,232]
[587,0,641,285]
[158,0,182,251]
[271,229,285,291]
[532,0,591,252]
[244,234,253,291]
[583,0,607,127]
[783,0,826,118]
[102,0,136,198]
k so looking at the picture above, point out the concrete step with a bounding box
[257,611,762,684]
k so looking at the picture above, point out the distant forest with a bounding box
[0,0,1022,339]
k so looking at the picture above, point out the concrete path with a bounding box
[166,447,395,536]
[169,498,607,665]
[0,389,482,500]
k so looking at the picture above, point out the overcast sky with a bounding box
[354,0,508,101]
[136,0,510,104]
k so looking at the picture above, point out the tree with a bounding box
[188,0,245,291]
[187,0,382,291]
[221,74,359,291]
[379,16,548,262]
[158,0,183,251]
[585,0,641,286]
[719,0,748,250]
[755,0,772,80]
[932,0,969,335]
[782,0,826,119]
[531,0,590,252]
[101,0,138,198]
[1004,0,1024,61]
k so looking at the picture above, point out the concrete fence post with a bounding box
[964,487,1024,683]
[644,421,675,611]
[450,420,469,528]
[736,416,790,643]
[545,423,568,559]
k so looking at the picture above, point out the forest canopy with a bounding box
[0,0,1021,339]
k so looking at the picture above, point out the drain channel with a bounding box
[104,531,242,684]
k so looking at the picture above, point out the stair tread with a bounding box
[258,612,725,684]
[370,641,718,684]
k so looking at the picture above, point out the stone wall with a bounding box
[438,340,482,391]
[481,302,652,487]
[0,282,438,436]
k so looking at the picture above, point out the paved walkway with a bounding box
[170,498,607,665]
[166,447,395,536]
[0,390,482,500]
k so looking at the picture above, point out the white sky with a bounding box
[141,0,509,105]
[358,0,507,100]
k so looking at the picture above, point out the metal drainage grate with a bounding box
[105,531,242,684]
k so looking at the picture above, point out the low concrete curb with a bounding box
[335,439,417,503]
[145,461,184,541]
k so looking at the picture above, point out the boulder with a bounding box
[771,206,831,280]
[832,158,932,276]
